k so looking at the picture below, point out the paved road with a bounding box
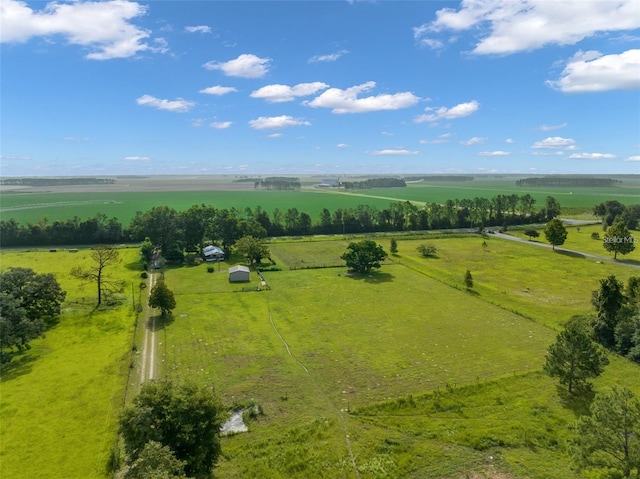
[492,231,640,269]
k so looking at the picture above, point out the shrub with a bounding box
[591,232,600,240]
[417,243,437,257]
[140,271,148,279]
[207,266,215,273]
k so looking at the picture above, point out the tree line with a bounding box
[0,194,562,252]
[0,177,116,186]
[516,176,622,187]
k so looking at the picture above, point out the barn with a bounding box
[228,265,250,282]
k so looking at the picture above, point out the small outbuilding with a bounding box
[203,245,225,262]
[228,265,250,283]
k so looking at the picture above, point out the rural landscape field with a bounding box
[4,1,640,477]
[1,174,640,479]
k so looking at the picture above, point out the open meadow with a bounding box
[0,247,142,479]
[155,233,639,478]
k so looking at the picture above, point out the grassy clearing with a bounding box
[156,244,638,478]
[506,223,640,263]
[0,248,142,479]
[3,233,640,478]
[391,234,639,329]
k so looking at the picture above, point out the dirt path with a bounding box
[139,272,157,383]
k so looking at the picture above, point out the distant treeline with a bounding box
[0,194,563,250]
[404,175,474,182]
[516,177,622,187]
[341,178,406,189]
[254,177,301,190]
[0,177,116,186]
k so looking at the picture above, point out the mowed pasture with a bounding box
[155,234,640,477]
[0,248,142,479]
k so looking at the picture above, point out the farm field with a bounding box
[338,179,640,213]
[2,175,639,225]
[2,232,640,477]
[0,248,142,479]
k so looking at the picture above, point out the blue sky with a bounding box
[1,0,639,176]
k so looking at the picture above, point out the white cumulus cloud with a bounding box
[199,85,238,95]
[136,94,195,113]
[251,82,329,103]
[185,25,211,34]
[531,136,577,149]
[0,0,159,60]
[479,151,511,156]
[460,137,486,146]
[568,152,616,159]
[547,49,640,93]
[210,121,232,129]
[539,122,568,131]
[305,81,419,114]
[203,53,271,78]
[625,156,640,162]
[123,156,151,161]
[248,115,311,130]
[414,0,640,55]
[367,149,419,156]
[308,49,348,63]
[415,100,479,123]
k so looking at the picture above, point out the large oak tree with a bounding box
[341,240,388,274]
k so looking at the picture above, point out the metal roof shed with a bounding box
[228,265,250,282]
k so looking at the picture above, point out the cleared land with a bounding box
[0,248,142,479]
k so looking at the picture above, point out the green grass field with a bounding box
[2,232,640,478]
[0,189,396,225]
[329,176,640,213]
[156,234,640,477]
[506,223,640,263]
[2,176,639,225]
[0,248,142,479]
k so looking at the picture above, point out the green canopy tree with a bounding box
[234,235,270,266]
[119,380,224,479]
[604,220,636,260]
[148,281,176,316]
[544,218,568,250]
[0,267,66,357]
[124,441,187,479]
[570,387,640,477]
[341,240,388,274]
[543,318,609,394]
[464,270,474,290]
[592,275,626,349]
